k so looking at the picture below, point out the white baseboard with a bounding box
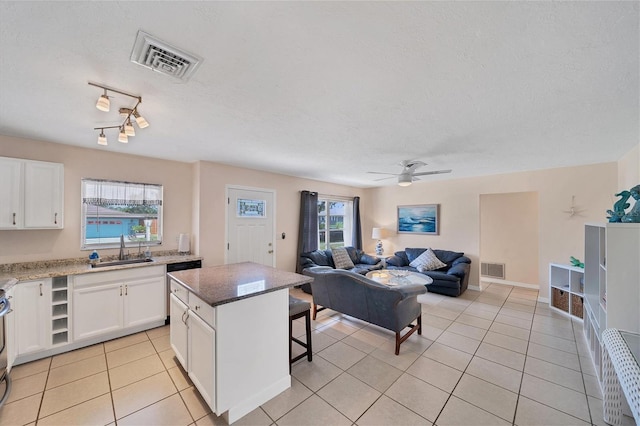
[480,278,540,290]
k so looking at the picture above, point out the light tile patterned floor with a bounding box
[1,283,635,425]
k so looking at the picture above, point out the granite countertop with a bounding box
[168,262,313,307]
[0,253,202,291]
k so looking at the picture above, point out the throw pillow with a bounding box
[409,248,447,271]
[332,247,355,269]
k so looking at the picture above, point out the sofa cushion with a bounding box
[332,247,355,269]
[410,248,447,271]
[304,250,332,267]
[405,248,428,263]
[432,250,464,267]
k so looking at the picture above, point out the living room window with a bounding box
[318,198,353,250]
[81,178,163,249]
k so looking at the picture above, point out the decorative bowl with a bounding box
[389,270,410,278]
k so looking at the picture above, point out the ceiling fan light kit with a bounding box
[89,82,149,146]
[368,160,452,186]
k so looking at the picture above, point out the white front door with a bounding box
[226,187,275,267]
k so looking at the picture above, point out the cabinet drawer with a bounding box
[75,265,164,287]
[189,293,215,328]
[170,280,189,304]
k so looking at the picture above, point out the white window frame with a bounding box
[318,197,353,250]
[81,178,163,250]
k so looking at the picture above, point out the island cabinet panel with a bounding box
[188,310,216,410]
[169,293,189,369]
[168,262,312,424]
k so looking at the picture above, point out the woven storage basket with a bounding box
[551,287,569,313]
[571,294,584,318]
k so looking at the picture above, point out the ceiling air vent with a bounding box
[130,31,202,81]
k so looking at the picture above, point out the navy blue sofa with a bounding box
[302,266,426,355]
[386,248,471,297]
[299,247,382,293]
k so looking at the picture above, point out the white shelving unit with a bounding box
[583,222,640,382]
[548,263,584,319]
[51,276,69,346]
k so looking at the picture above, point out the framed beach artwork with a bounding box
[397,204,439,235]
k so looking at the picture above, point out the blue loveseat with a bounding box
[299,247,382,293]
[386,248,471,297]
[303,266,426,355]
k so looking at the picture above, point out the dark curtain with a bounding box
[352,196,362,250]
[296,190,318,273]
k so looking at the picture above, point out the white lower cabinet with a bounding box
[73,266,165,342]
[15,279,51,355]
[124,276,166,328]
[188,310,216,409]
[169,293,189,368]
[5,286,17,372]
[73,282,123,340]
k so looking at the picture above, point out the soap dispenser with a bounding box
[89,250,100,265]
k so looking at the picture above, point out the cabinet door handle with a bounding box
[120,286,123,296]
[182,310,189,326]
[125,285,128,296]
[268,250,274,254]
[54,212,58,224]
[12,213,16,225]
[39,283,43,296]
[194,305,200,311]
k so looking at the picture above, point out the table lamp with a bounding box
[372,227,384,255]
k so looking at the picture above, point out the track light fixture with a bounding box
[89,82,149,146]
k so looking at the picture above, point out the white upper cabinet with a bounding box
[0,156,64,230]
[24,160,63,228]
[0,157,23,228]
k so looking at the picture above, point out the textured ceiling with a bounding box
[0,1,638,187]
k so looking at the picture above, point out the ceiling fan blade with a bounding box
[412,169,452,177]
[367,171,400,176]
[373,176,397,181]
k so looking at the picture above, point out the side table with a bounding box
[602,328,640,425]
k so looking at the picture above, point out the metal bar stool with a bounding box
[289,295,312,370]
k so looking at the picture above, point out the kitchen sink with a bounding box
[91,258,154,268]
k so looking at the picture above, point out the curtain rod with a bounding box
[300,190,355,201]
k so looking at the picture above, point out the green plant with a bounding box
[131,225,146,233]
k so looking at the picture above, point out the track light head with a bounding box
[96,90,110,112]
[133,109,149,128]
[124,119,135,136]
[97,131,108,146]
[118,127,128,143]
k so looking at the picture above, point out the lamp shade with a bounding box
[118,128,128,143]
[96,94,110,112]
[372,227,382,239]
[134,113,149,128]
[124,119,135,136]
[398,173,412,186]
[97,131,107,146]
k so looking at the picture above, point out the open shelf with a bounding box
[51,276,69,346]
[549,263,584,319]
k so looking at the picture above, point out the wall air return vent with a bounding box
[130,31,202,81]
[481,262,506,280]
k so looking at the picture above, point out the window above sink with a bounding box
[81,178,163,250]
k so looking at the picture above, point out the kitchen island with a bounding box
[167,262,312,424]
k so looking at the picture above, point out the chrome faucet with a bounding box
[119,234,125,260]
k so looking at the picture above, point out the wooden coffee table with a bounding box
[366,270,433,287]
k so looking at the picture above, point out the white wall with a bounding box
[365,162,618,300]
[480,191,539,286]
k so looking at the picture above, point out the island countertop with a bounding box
[167,261,313,307]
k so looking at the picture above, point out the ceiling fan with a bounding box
[368,160,452,186]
